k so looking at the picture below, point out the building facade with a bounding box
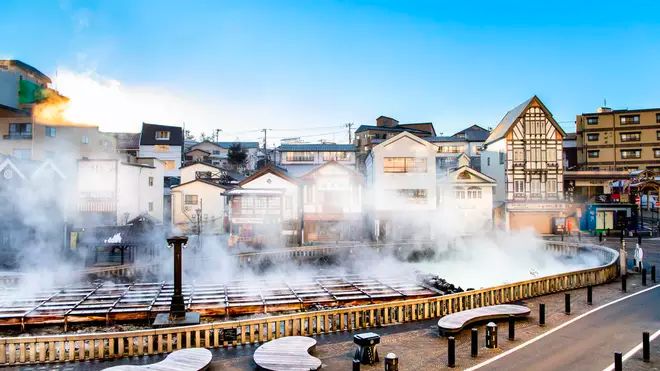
[185,141,260,171]
[274,143,357,176]
[354,116,436,154]
[481,96,567,233]
[576,107,660,172]
[429,124,490,173]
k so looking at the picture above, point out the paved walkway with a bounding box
[469,285,660,371]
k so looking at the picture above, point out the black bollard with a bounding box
[642,268,647,286]
[486,322,498,348]
[638,234,642,245]
[561,231,564,241]
[643,332,650,362]
[614,352,622,371]
[565,293,571,314]
[599,232,603,243]
[471,328,478,357]
[539,304,546,326]
[447,336,455,368]
[352,358,360,371]
[508,315,515,340]
[622,275,627,293]
[587,286,593,305]
[652,265,656,283]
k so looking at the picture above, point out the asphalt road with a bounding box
[473,285,660,371]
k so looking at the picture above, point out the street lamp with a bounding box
[153,235,201,327]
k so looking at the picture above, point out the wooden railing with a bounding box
[0,242,619,366]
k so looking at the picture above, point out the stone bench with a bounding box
[253,336,322,371]
[103,348,212,370]
[437,304,530,335]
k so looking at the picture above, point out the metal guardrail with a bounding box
[0,241,619,366]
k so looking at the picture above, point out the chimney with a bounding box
[597,107,612,113]
[376,116,399,127]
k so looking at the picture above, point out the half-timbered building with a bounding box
[481,96,567,233]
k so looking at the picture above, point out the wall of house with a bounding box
[438,181,494,233]
[139,144,182,177]
[302,164,362,215]
[480,138,506,203]
[171,181,225,234]
[116,161,164,224]
[242,174,299,221]
[180,163,220,183]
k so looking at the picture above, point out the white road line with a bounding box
[601,328,660,371]
[465,284,660,371]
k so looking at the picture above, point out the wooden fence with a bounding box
[0,242,619,366]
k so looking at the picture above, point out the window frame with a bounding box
[620,115,640,125]
[155,131,171,140]
[620,149,641,159]
[586,117,599,125]
[383,157,427,173]
[184,194,199,205]
[586,133,599,141]
[587,150,600,158]
[620,132,641,142]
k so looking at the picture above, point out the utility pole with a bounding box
[262,128,270,163]
[215,129,222,143]
[345,123,354,143]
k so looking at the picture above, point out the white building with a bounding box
[428,124,490,173]
[365,131,438,241]
[275,143,357,177]
[138,123,183,185]
[480,96,566,233]
[438,153,496,234]
[185,141,261,171]
[77,158,164,226]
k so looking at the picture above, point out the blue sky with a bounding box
[2,0,660,143]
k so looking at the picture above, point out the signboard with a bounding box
[506,202,567,211]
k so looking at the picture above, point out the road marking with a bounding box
[601,328,660,371]
[466,284,660,371]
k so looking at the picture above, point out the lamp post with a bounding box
[153,236,200,327]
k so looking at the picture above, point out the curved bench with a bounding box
[253,336,322,371]
[103,348,212,370]
[437,304,530,335]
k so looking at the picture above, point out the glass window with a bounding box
[467,187,482,199]
[184,194,198,205]
[454,189,466,199]
[621,149,641,159]
[547,180,557,193]
[499,152,505,165]
[487,157,491,166]
[148,176,154,186]
[148,202,154,212]
[587,150,600,158]
[155,131,171,140]
[513,149,524,162]
[383,157,427,173]
[81,135,89,144]
[656,113,660,123]
[162,160,176,170]
[654,148,660,158]
[620,115,640,124]
[439,145,462,153]
[154,145,170,152]
[531,179,541,194]
[285,151,315,162]
[514,180,525,193]
[620,132,640,142]
[322,151,350,161]
[547,148,557,162]
[587,133,599,141]
[45,126,56,137]
[7,123,32,139]
[657,131,660,140]
[586,117,598,125]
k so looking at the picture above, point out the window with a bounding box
[439,145,462,153]
[184,194,198,205]
[547,148,557,162]
[620,115,640,125]
[154,145,170,152]
[285,152,314,162]
[155,131,171,140]
[654,148,660,158]
[531,179,541,194]
[657,131,660,140]
[587,150,600,158]
[620,132,640,142]
[195,171,212,179]
[454,189,466,199]
[657,113,660,123]
[513,149,524,162]
[148,176,154,186]
[586,117,599,125]
[81,135,89,144]
[587,133,599,141]
[148,202,154,212]
[499,152,505,165]
[621,149,641,159]
[212,150,220,155]
[162,160,176,170]
[7,123,32,139]
[514,180,524,193]
[322,151,350,161]
[45,126,56,137]
[547,180,557,193]
[383,157,427,173]
[254,197,267,209]
[467,187,482,199]
[241,196,254,209]
[487,157,490,166]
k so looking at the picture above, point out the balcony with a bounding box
[3,133,32,140]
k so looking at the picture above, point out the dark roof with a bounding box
[0,103,29,115]
[112,133,140,150]
[0,60,51,83]
[564,132,577,140]
[427,136,459,143]
[398,122,436,136]
[139,123,184,146]
[354,125,431,135]
[277,143,356,152]
[216,141,260,149]
[451,124,490,141]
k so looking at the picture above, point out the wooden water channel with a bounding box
[0,241,619,366]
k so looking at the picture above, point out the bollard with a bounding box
[599,232,603,243]
[447,336,455,368]
[622,275,627,293]
[561,232,564,241]
[384,353,399,371]
[486,322,498,348]
[352,358,361,371]
[652,265,656,283]
[471,328,478,357]
[638,234,642,245]
[587,286,593,305]
[539,304,545,326]
[508,315,515,340]
[614,352,622,371]
[643,332,650,362]
[642,268,647,286]
[565,293,570,314]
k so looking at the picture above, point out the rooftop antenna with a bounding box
[603,98,607,107]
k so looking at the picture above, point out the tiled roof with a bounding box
[277,143,356,152]
[452,124,490,141]
[485,97,535,145]
[354,125,430,135]
[139,123,184,146]
[426,136,459,143]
